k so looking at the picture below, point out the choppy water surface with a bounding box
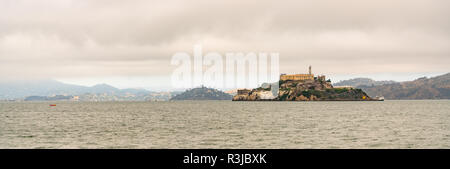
[0,100,449,148]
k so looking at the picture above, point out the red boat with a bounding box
[49,104,56,106]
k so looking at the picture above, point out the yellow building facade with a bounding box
[280,66,316,81]
[280,74,314,81]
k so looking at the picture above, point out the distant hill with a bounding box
[170,86,232,100]
[333,78,396,87]
[0,79,151,99]
[360,73,450,100]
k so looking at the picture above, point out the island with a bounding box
[170,86,233,100]
[233,66,380,101]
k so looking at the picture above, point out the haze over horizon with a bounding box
[1,0,449,90]
[38,72,450,91]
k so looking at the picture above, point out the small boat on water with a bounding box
[375,96,384,101]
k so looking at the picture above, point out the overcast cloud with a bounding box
[0,0,449,87]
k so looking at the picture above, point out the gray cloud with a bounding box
[0,0,449,80]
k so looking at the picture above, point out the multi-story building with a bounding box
[280,66,314,81]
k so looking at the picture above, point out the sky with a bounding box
[0,0,449,90]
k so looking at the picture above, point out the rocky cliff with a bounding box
[278,88,373,101]
[333,78,397,87]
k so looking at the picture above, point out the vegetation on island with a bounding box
[170,86,232,100]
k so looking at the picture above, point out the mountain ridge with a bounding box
[0,79,151,99]
[333,78,397,87]
[360,73,450,99]
[2,73,450,100]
